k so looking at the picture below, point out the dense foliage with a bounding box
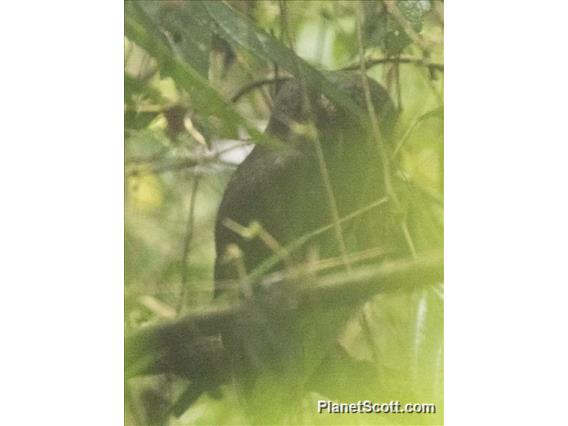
[125,1,443,425]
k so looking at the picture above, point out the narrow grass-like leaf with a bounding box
[140,1,212,78]
[392,106,444,158]
[125,3,272,145]
[202,1,366,121]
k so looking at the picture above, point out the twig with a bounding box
[230,77,292,103]
[400,218,417,258]
[125,147,171,165]
[280,0,352,272]
[341,55,444,73]
[127,157,203,177]
[246,197,389,281]
[395,56,403,111]
[126,143,249,177]
[233,53,275,111]
[391,105,444,160]
[177,176,200,315]
[125,254,443,379]
[355,2,400,211]
[229,55,444,105]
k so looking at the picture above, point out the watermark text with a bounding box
[317,400,436,415]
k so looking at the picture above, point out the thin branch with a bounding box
[233,53,275,111]
[314,13,328,64]
[395,56,403,111]
[392,115,421,159]
[229,55,444,105]
[127,245,390,299]
[125,254,443,379]
[230,77,292,103]
[313,134,353,271]
[246,197,389,281]
[419,62,444,106]
[126,143,249,176]
[127,157,203,177]
[177,176,200,315]
[400,218,417,258]
[341,55,444,73]
[280,0,352,272]
[125,147,171,165]
[355,2,400,211]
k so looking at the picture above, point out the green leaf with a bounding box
[392,106,443,158]
[140,1,212,78]
[125,110,158,131]
[418,105,444,122]
[124,72,164,106]
[201,1,367,121]
[124,2,270,144]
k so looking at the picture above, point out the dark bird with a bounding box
[213,71,398,422]
[215,71,397,291]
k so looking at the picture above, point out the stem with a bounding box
[355,1,400,210]
[279,0,352,271]
[177,176,200,315]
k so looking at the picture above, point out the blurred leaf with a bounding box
[202,1,366,120]
[408,194,443,253]
[418,105,443,122]
[141,1,212,78]
[364,0,431,56]
[125,72,164,106]
[125,110,159,131]
[410,284,443,391]
[332,25,357,64]
[124,2,443,423]
[393,105,443,158]
[125,2,269,143]
[127,172,163,211]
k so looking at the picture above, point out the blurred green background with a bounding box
[125,1,443,425]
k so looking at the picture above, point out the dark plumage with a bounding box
[213,71,397,420]
[214,71,396,293]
